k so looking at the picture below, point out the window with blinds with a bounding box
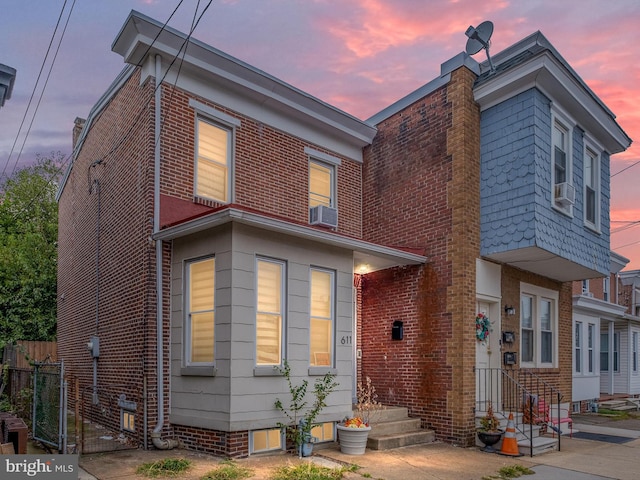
[196,118,230,202]
[309,161,333,208]
[186,257,215,364]
[310,268,334,366]
[256,258,284,366]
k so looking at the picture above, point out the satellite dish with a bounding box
[465,21,495,72]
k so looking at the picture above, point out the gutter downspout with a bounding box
[151,54,178,450]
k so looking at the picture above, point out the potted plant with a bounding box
[274,360,338,457]
[337,376,383,455]
[477,404,504,452]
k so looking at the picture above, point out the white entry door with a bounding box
[475,301,501,412]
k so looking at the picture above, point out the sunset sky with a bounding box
[1,0,639,268]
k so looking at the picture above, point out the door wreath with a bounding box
[476,313,491,343]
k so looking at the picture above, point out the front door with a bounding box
[476,301,501,412]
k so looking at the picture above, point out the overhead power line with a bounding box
[1,0,76,180]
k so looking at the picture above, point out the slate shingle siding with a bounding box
[480,88,610,275]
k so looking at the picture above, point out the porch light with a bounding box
[504,305,516,315]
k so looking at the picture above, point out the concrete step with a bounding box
[517,436,558,456]
[354,406,409,423]
[367,429,436,450]
[370,418,422,436]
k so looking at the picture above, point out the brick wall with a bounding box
[57,69,161,447]
[360,65,480,446]
[501,265,573,397]
[158,89,363,238]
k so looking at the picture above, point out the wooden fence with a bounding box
[2,341,57,369]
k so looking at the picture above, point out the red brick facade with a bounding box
[58,27,580,455]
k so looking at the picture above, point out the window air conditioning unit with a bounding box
[554,182,575,206]
[309,205,338,228]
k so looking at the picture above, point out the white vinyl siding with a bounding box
[256,258,285,366]
[186,257,215,365]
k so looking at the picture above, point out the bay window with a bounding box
[310,268,334,367]
[256,258,285,366]
[186,257,215,365]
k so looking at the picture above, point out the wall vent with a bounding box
[309,205,338,228]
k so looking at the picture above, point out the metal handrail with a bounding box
[476,368,565,456]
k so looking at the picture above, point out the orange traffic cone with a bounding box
[499,412,522,456]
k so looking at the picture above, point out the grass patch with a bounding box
[270,462,358,480]
[201,459,253,480]
[482,464,534,480]
[595,408,640,419]
[136,458,192,477]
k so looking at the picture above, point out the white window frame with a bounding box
[551,114,574,215]
[255,257,286,368]
[309,159,336,209]
[614,332,620,373]
[309,267,335,368]
[588,323,595,373]
[575,321,582,374]
[184,256,216,367]
[520,283,559,368]
[194,117,233,203]
[250,428,283,453]
[633,331,638,374]
[583,142,601,230]
[603,277,610,302]
[582,280,589,294]
[601,332,609,372]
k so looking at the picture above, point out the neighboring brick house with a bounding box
[57,11,631,457]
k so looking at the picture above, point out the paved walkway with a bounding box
[78,413,640,480]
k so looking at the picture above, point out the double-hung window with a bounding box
[584,145,600,228]
[588,324,594,373]
[633,332,638,373]
[552,120,573,213]
[310,268,334,367]
[256,258,285,366]
[575,322,582,373]
[603,277,610,302]
[196,118,231,202]
[186,257,215,365]
[520,283,558,368]
[309,160,334,208]
[600,332,620,372]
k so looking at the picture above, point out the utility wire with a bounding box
[6,0,192,224]
[9,0,78,179]
[0,0,73,181]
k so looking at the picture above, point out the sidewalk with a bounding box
[78,414,640,480]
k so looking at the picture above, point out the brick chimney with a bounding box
[73,117,86,148]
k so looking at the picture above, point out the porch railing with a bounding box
[476,368,564,456]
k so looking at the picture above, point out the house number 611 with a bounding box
[340,336,352,345]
